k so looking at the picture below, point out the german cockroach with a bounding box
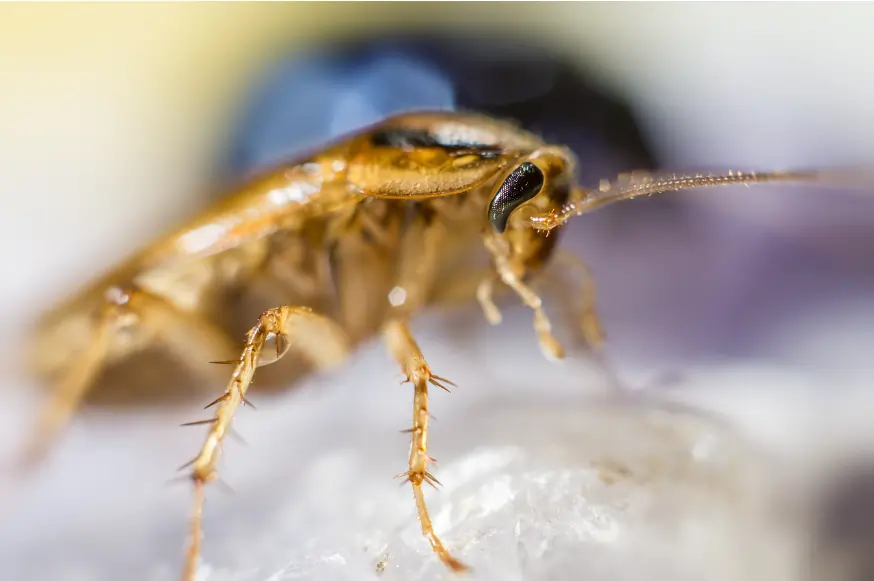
[20,110,856,578]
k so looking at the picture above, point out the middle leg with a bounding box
[178,305,349,581]
[374,205,467,571]
[383,318,468,573]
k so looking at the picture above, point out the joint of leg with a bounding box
[103,285,136,306]
[255,311,276,335]
[406,362,431,387]
[101,285,141,321]
[406,470,425,486]
[191,464,215,485]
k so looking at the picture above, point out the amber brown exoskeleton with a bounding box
[20,110,865,578]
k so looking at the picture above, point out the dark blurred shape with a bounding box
[222,34,658,186]
[809,459,874,581]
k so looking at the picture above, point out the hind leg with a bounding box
[20,286,237,472]
[20,304,115,471]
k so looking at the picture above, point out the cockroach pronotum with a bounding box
[20,109,862,579]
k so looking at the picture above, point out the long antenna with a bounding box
[529,168,871,230]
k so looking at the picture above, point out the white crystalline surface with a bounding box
[0,299,836,581]
[189,396,792,581]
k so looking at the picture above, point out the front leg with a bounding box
[483,232,565,361]
[547,250,606,350]
[383,318,469,573]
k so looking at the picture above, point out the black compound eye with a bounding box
[488,162,544,233]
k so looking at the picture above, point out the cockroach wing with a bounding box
[346,145,514,199]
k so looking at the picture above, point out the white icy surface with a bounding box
[2,299,871,581]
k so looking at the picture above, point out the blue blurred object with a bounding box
[223,36,657,185]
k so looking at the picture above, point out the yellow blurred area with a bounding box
[0,4,379,322]
[0,4,362,200]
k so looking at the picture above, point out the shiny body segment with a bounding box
[32,111,543,394]
[20,109,846,579]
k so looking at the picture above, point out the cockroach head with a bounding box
[487,149,575,235]
[487,162,545,234]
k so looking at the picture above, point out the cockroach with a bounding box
[22,110,853,579]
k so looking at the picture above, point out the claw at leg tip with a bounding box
[540,337,566,362]
[448,559,472,574]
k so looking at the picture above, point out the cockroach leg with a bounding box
[501,269,564,361]
[383,318,469,574]
[180,305,349,581]
[483,235,565,361]
[132,290,241,379]
[551,251,605,349]
[476,271,502,326]
[20,288,236,473]
[19,306,115,471]
[181,477,205,581]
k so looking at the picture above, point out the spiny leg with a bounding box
[179,305,349,581]
[375,205,465,571]
[483,234,565,361]
[19,287,237,473]
[383,318,468,573]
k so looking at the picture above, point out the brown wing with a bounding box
[344,113,541,199]
[346,145,517,199]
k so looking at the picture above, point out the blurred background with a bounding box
[1,4,873,581]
